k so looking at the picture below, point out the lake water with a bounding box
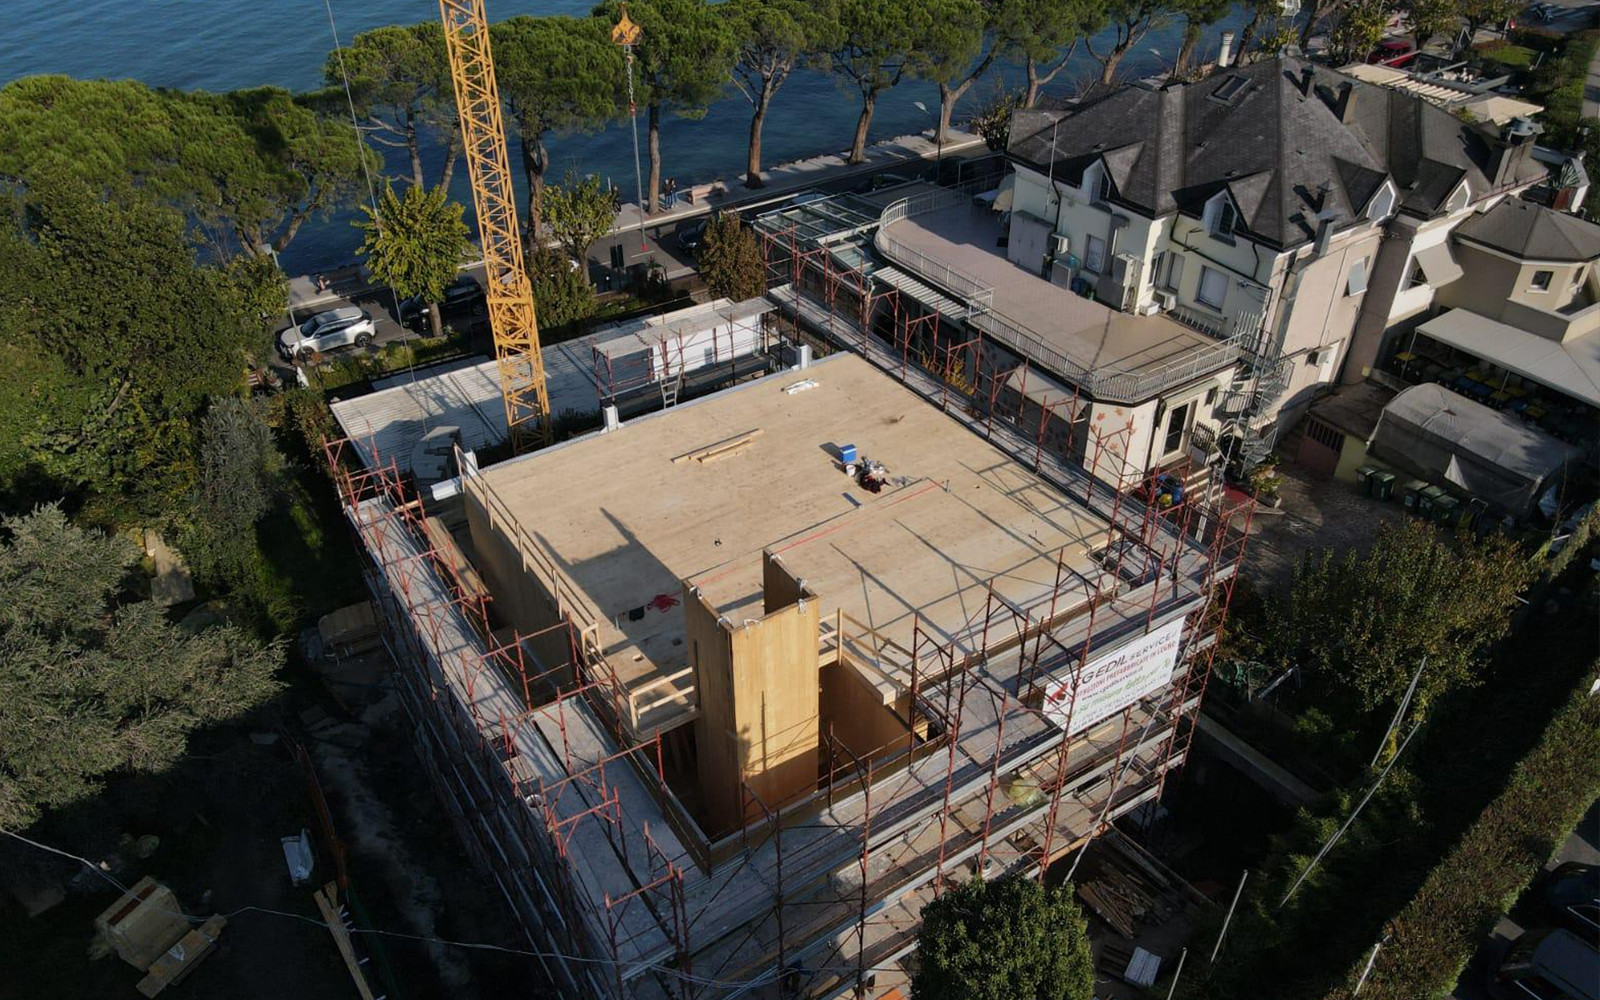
[1,0,1252,273]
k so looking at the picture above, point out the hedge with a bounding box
[1325,663,1600,999]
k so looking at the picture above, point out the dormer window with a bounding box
[1367,181,1397,222]
[1216,200,1238,237]
[1203,191,1239,242]
[1084,162,1112,204]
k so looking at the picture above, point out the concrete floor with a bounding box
[1241,462,1406,592]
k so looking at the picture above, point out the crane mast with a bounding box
[438,0,550,449]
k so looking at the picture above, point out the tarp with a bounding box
[1367,383,1580,518]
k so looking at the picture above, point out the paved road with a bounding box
[276,141,999,377]
[1450,797,1600,1000]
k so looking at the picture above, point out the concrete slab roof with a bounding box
[881,205,1222,378]
[472,353,1110,694]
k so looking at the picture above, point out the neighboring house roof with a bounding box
[1307,381,1395,440]
[1454,197,1600,262]
[1008,57,1546,250]
[1338,63,1543,125]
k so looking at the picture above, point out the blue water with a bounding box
[1,0,1252,273]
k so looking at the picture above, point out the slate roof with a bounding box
[1454,197,1600,262]
[1008,57,1548,251]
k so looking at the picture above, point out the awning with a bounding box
[1412,242,1463,287]
[1415,308,1600,407]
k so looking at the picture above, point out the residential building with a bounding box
[758,57,1546,493]
[1373,197,1600,451]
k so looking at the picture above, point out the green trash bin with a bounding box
[1356,465,1378,496]
[1371,471,1397,501]
[1417,485,1447,519]
[1432,493,1461,528]
[1401,480,1430,514]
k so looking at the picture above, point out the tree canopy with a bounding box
[492,15,624,233]
[355,183,470,336]
[592,0,737,214]
[0,76,370,258]
[1327,0,1392,65]
[1402,0,1460,49]
[919,0,996,143]
[0,506,284,829]
[325,22,460,190]
[181,398,291,596]
[699,211,767,302]
[996,0,1107,106]
[0,184,270,519]
[541,172,617,283]
[832,0,936,163]
[1084,0,1171,86]
[1262,519,1535,721]
[728,0,839,186]
[914,874,1095,1000]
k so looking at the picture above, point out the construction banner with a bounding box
[1041,617,1184,735]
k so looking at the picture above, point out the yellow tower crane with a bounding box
[438,0,550,450]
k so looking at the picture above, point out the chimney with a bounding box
[1335,81,1357,124]
[1300,64,1315,96]
[1314,213,1337,256]
[1488,116,1541,190]
[1218,30,1236,68]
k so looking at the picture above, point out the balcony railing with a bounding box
[875,185,1244,403]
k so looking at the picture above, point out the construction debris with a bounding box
[94,876,227,996]
[135,915,226,997]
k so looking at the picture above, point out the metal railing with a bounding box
[973,306,1246,404]
[874,182,1246,403]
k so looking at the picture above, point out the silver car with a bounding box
[278,306,376,360]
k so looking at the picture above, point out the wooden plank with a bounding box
[670,427,764,464]
[135,915,226,997]
[313,883,377,1000]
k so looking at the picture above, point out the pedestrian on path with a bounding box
[664,177,678,208]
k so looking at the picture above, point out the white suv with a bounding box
[278,306,376,361]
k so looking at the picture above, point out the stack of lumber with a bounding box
[1076,864,1158,938]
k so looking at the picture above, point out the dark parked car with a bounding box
[1546,863,1600,938]
[1495,928,1599,1000]
[399,275,484,329]
[676,219,710,257]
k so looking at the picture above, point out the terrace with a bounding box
[873,189,1244,404]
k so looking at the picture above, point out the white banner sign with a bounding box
[1041,617,1185,735]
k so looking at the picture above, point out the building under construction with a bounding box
[327,337,1252,998]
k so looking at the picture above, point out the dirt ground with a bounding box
[0,649,539,1000]
[1241,463,1406,595]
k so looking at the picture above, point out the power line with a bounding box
[0,826,888,994]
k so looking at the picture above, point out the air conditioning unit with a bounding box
[1154,289,1177,311]
[1050,233,1071,259]
[1306,347,1326,367]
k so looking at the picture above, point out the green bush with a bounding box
[914,874,1094,1000]
[1325,664,1600,999]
